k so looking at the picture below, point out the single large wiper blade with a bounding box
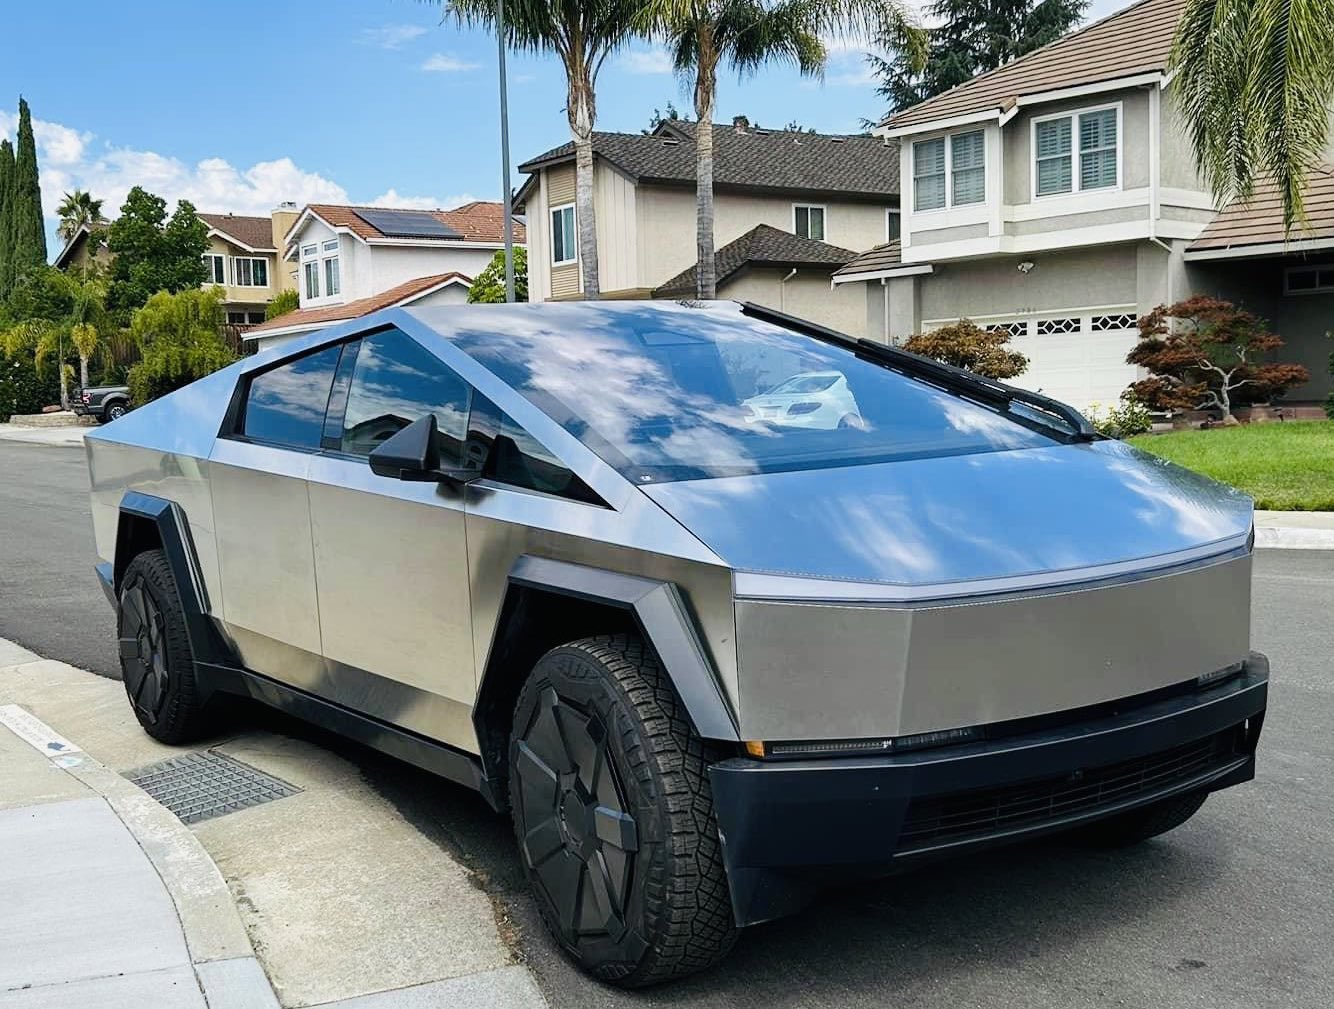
[738,301,1096,441]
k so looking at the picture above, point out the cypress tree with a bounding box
[10,97,47,276]
[0,138,14,298]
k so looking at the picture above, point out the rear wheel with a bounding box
[509,634,737,987]
[118,550,209,744]
[103,400,128,422]
[1073,790,1209,848]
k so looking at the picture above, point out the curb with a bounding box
[1255,526,1334,550]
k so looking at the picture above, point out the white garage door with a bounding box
[973,311,1141,411]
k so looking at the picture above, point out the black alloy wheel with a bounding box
[120,579,170,725]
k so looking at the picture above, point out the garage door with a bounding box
[977,311,1141,411]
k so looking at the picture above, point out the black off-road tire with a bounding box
[1073,789,1209,848]
[509,634,738,987]
[118,550,209,744]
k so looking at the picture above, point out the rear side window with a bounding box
[241,344,343,449]
[340,329,472,466]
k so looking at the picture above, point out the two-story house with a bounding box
[516,119,900,336]
[832,0,1331,409]
[244,201,525,351]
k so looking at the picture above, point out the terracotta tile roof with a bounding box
[521,122,900,199]
[1188,169,1334,253]
[883,0,1185,130]
[198,213,277,251]
[300,201,526,246]
[244,273,470,337]
[654,224,858,295]
[831,240,904,278]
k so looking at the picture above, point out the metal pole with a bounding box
[497,0,516,302]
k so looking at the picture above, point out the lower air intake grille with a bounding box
[897,731,1238,852]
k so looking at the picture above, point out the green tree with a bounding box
[643,100,689,133]
[870,0,1086,112]
[264,287,300,320]
[56,189,105,242]
[0,139,14,299]
[637,0,920,299]
[445,0,647,300]
[105,187,209,319]
[0,345,61,421]
[126,287,236,405]
[2,266,110,405]
[468,247,529,302]
[9,97,48,277]
[1174,0,1334,232]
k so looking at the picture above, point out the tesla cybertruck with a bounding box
[86,300,1267,986]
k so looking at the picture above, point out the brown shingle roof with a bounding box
[883,0,1185,130]
[831,241,904,278]
[198,213,277,251]
[244,273,470,336]
[1188,169,1334,253]
[653,224,857,296]
[300,201,526,246]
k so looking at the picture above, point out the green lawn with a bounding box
[1128,420,1334,511]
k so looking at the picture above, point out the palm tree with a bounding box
[444,0,645,299]
[1173,0,1334,231]
[56,190,105,243]
[3,268,109,405]
[636,0,921,299]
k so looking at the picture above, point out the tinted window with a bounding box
[341,329,471,465]
[242,344,342,449]
[472,396,601,504]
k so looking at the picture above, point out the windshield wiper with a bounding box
[738,301,1097,441]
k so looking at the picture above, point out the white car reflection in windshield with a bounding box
[742,370,865,431]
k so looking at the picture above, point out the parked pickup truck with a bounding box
[73,385,130,423]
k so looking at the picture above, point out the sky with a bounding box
[0,0,1126,253]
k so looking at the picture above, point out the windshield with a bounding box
[449,302,1058,483]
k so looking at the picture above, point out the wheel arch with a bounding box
[472,555,740,801]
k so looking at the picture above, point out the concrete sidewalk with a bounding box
[0,424,89,447]
[1254,510,1334,550]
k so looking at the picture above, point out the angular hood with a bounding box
[640,440,1253,598]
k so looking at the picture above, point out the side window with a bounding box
[241,343,343,449]
[471,395,602,505]
[340,329,471,464]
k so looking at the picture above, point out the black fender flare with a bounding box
[481,555,740,744]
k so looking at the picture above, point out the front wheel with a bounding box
[509,634,737,987]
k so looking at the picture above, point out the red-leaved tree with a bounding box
[1127,296,1310,416]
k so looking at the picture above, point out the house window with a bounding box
[1034,104,1120,197]
[887,209,901,242]
[551,204,576,266]
[203,254,226,285]
[1036,317,1080,335]
[301,244,318,259]
[232,257,269,288]
[1284,264,1334,294]
[324,256,340,297]
[227,311,247,325]
[247,311,266,325]
[304,260,320,299]
[914,130,985,211]
[794,205,825,241]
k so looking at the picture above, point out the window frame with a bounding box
[304,259,321,299]
[203,253,226,286]
[550,203,577,266]
[886,208,901,243]
[912,130,987,213]
[225,341,348,453]
[324,254,341,297]
[1030,101,1123,200]
[792,203,827,241]
[1283,263,1334,295]
[231,256,269,288]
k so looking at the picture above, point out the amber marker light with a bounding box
[743,740,766,758]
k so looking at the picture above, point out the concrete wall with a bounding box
[721,268,868,338]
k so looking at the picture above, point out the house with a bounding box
[516,119,899,330]
[244,201,525,349]
[831,0,1331,409]
[53,205,300,327]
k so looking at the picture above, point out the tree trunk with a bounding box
[79,354,90,391]
[694,47,719,300]
[568,72,600,300]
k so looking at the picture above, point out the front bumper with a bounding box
[708,653,1268,926]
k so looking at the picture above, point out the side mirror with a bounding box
[368,414,479,488]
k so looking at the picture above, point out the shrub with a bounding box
[0,349,60,421]
[126,288,236,405]
[1085,393,1153,439]
[1325,334,1333,419]
[467,247,529,303]
[901,319,1028,379]
[1127,296,1310,417]
[265,287,300,320]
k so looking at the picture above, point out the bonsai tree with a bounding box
[901,319,1028,379]
[1127,296,1310,418]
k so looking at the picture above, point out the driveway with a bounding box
[2,439,1331,1008]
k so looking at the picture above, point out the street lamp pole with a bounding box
[497,0,515,302]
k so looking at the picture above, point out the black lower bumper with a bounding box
[709,654,1268,926]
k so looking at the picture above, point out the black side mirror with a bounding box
[368,414,479,488]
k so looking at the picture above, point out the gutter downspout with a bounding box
[779,268,797,312]
[1147,83,1174,307]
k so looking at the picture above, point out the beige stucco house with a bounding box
[833,0,1331,409]
[516,119,899,332]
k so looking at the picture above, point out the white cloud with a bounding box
[421,53,480,73]
[369,188,481,210]
[360,23,430,49]
[619,48,674,75]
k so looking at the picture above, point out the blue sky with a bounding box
[0,0,1125,250]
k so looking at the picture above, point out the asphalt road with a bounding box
[2,438,1332,1008]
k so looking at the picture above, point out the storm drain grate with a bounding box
[125,750,301,824]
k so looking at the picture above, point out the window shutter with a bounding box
[951,131,985,206]
[913,138,946,211]
[1078,109,1118,190]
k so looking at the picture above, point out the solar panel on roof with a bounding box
[354,208,460,240]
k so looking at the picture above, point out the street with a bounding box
[1,439,1332,1008]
